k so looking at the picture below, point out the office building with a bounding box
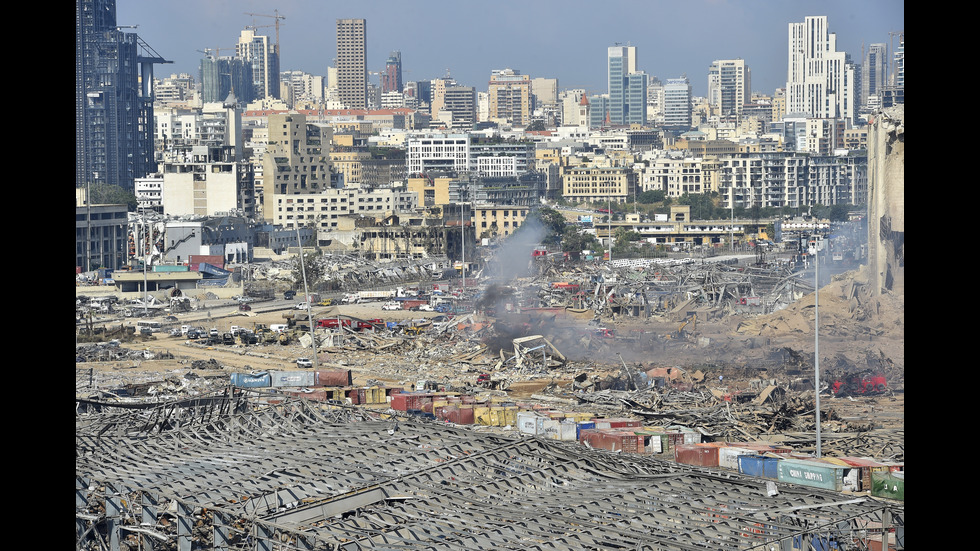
[382,51,403,93]
[237,29,280,100]
[708,59,751,117]
[663,78,693,131]
[605,46,647,126]
[76,0,158,191]
[441,86,477,130]
[862,43,888,109]
[336,19,368,109]
[786,16,855,122]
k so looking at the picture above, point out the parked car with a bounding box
[186,329,202,339]
[296,357,313,368]
[412,304,434,312]
[381,301,402,311]
[284,290,297,300]
[296,302,309,310]
[239,303,252,311]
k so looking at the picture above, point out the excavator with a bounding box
[668,313,697,340]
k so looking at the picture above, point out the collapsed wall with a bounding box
[866,105,905,296]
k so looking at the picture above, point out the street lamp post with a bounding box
[296,226,319,369]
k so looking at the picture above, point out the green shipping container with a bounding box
[777,459,845,492]
[871,471,904,501]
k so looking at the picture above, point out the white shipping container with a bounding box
[559,421,578,441]
[540,419,561,440]
[718,446,755,470]
[518,412,541,435]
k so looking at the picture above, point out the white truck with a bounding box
[343,288,403,304]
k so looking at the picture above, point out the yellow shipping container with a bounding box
[473,406,492,426]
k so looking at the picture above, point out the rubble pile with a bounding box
[247,254,452,294]
[75,341,173,362]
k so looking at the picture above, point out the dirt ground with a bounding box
[78,264,904,430]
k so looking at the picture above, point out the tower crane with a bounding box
[244,10,286,53]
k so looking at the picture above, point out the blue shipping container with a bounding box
[576,421,595,440]
[738,454,780,479]
[230,372,272,388]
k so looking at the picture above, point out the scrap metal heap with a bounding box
[77,393,903,550]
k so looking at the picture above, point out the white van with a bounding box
[270,324,289,333]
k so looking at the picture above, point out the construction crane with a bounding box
[197,47,236,60]
[244,10,285,53]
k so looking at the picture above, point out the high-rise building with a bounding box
[863,43,888,108]
[663,77,692,131]
[336,18,367,109]
[201,56,252,104]
[708,59,751,117]
[488,69,533,126]
[237,29,280,100]
[382,51,402,93]
[607,46,629,125]
[76,0,158,191]
[607,46,647,125]
[786,16,856,122]
[442,87,478,130]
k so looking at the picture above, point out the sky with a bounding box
[118,0,905,98]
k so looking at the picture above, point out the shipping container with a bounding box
[313,370,353,387]
[718,446,757,470]
[737,454,780,479]
[836,457,890,492]
[632,430,669,454]
[230,372,272,388]
[581,429,643,453]
[518,412,543,435]
[777,459,847,492]
[270,370,316,388]
[871,471,904,501]
[674,444,719,467]
[576,421,595,441]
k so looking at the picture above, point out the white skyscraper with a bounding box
[786,16,855,123]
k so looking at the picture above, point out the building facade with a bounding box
[237,29,280,100]
[663,78,693,131]
[708,59,751,117]
[382,51,403,93]
[262,113,334,222]
[76,0,155,191]
[76,202,130,271]
[488,69,533,127]
[787,16,855,123]
[336,19,368,109]
[560,165,638,204]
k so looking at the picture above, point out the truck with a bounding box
[342,289,401,304]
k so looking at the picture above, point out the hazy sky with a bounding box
[118,0,905,98]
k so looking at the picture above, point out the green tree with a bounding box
[828,204,850,222]
[525,120,547,132]
[87,184,138,211]
[637,190,666,204]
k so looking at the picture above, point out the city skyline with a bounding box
[119,0,904,98]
